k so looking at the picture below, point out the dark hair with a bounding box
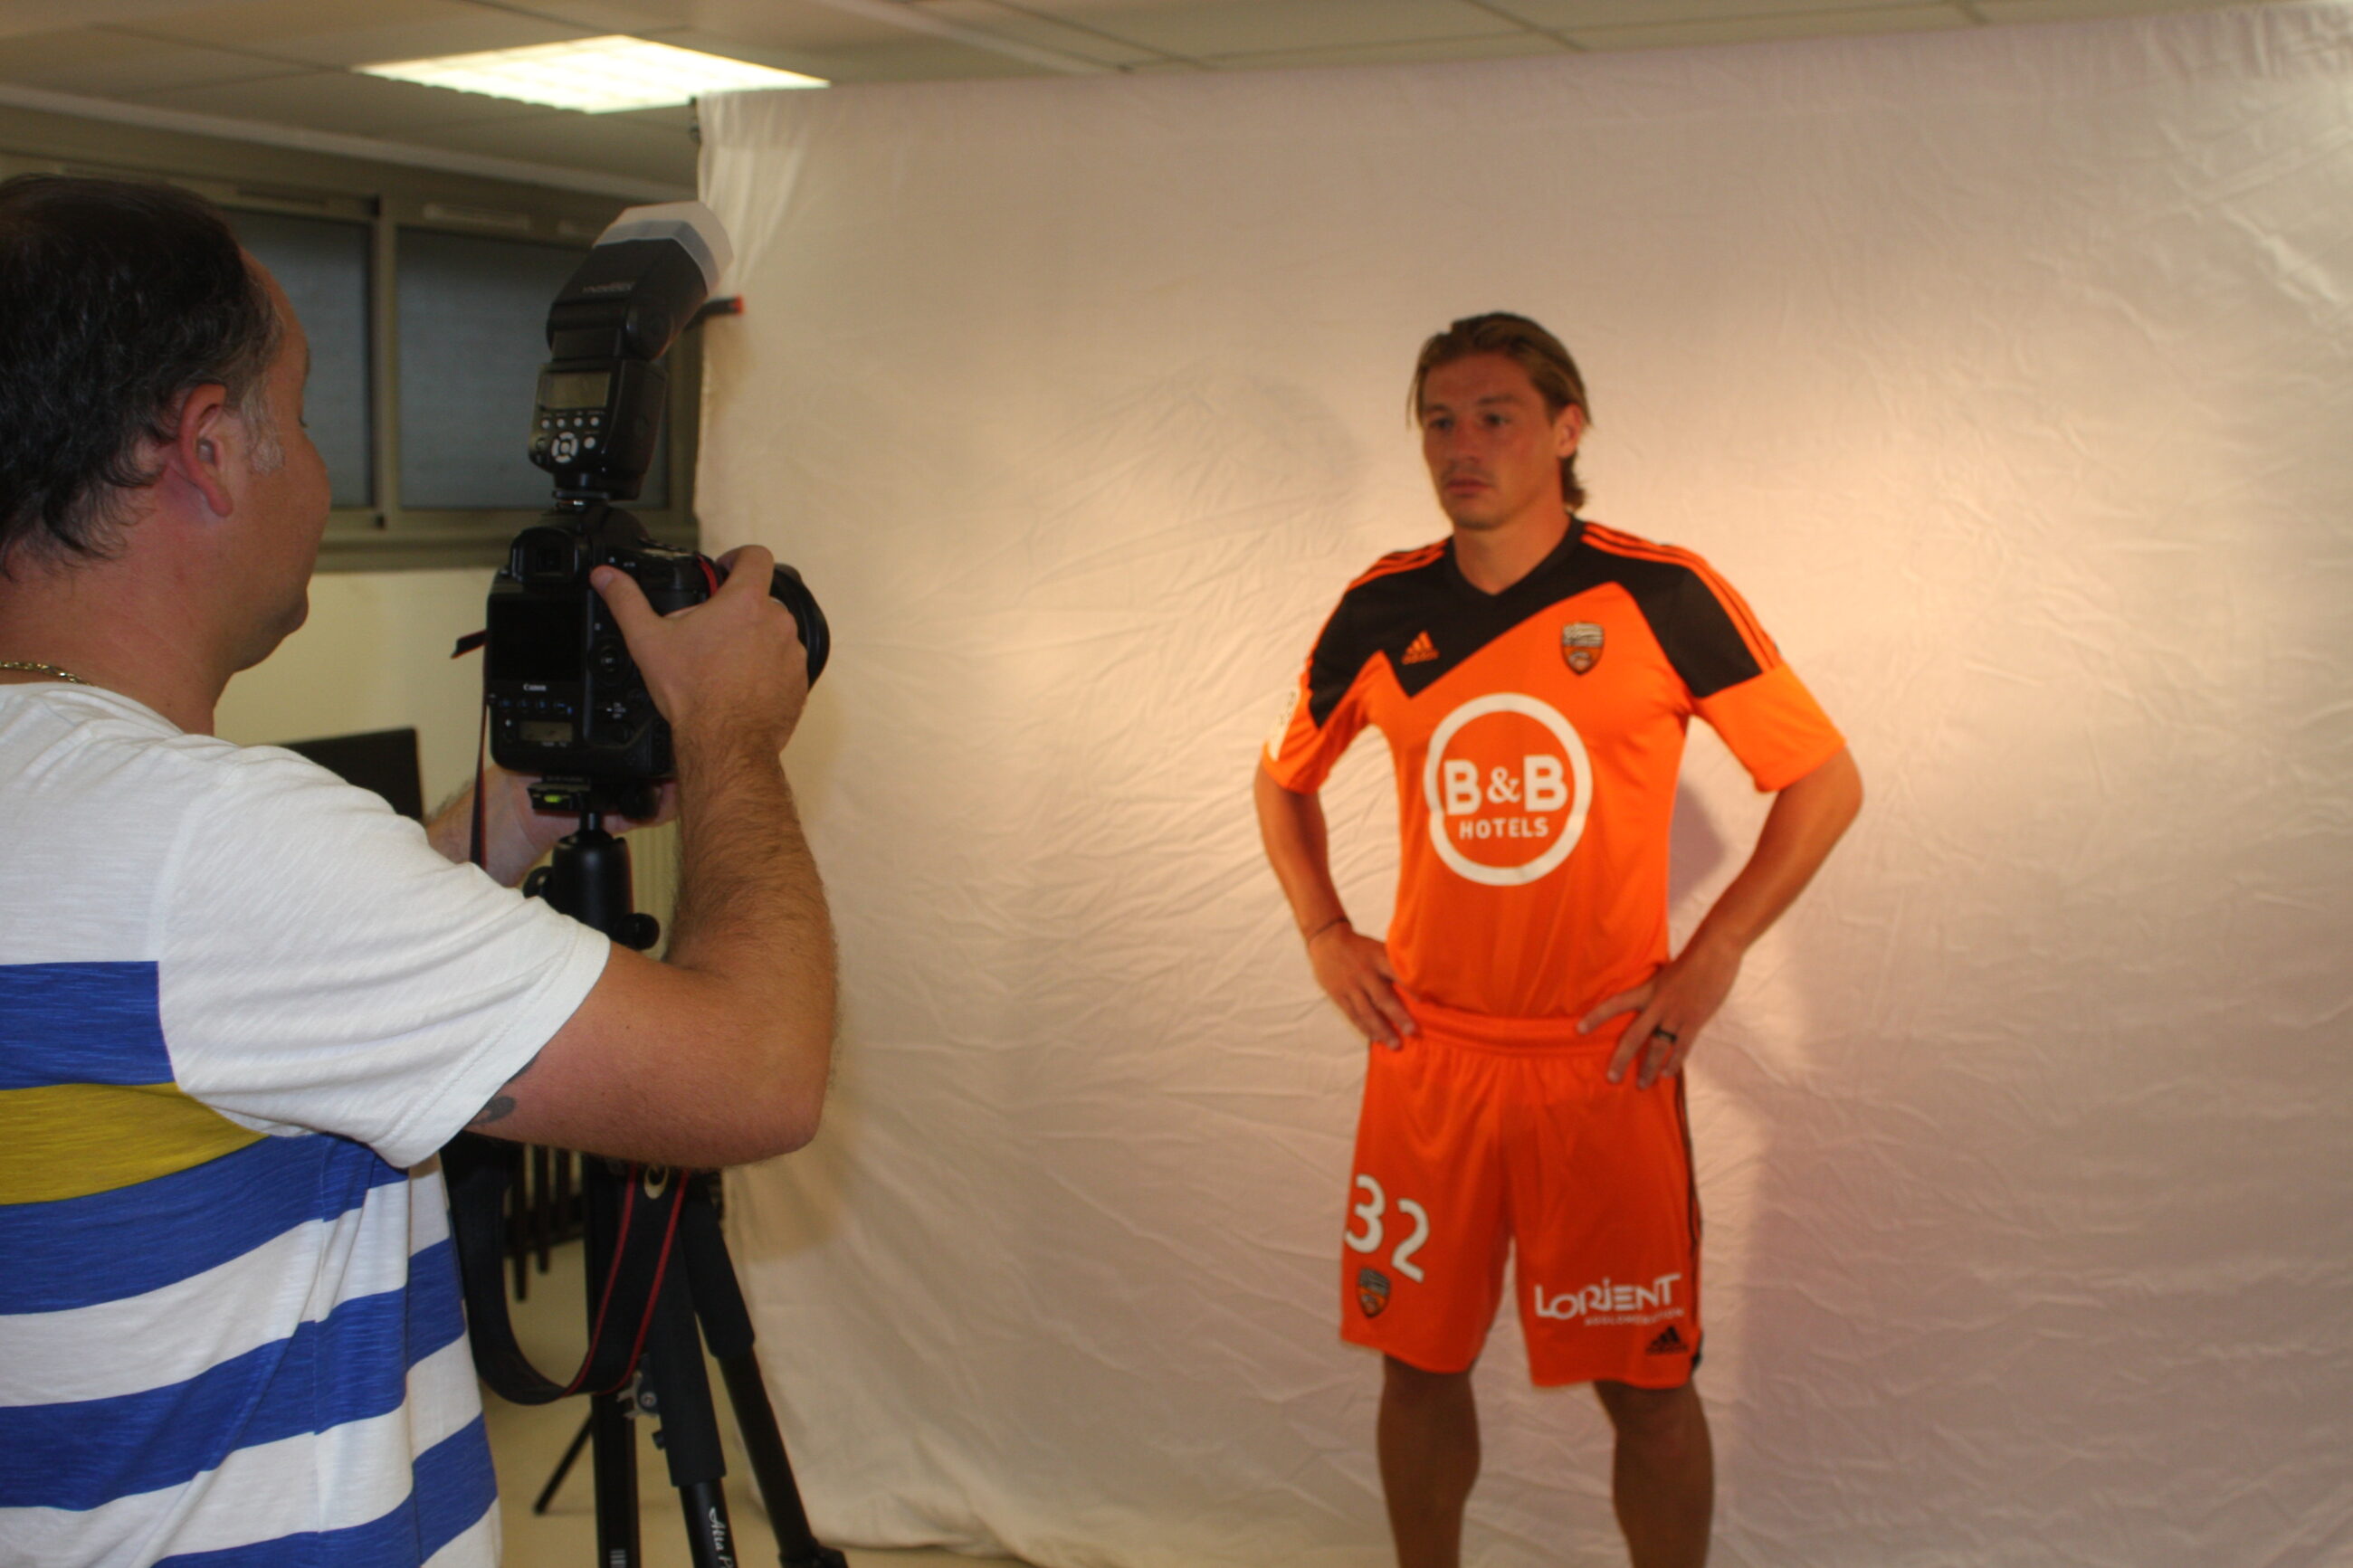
[1409,312,1593,510]
[0,174,281,572]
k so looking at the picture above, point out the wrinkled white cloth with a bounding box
[695,7,2353,1564]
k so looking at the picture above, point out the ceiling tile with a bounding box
[134,66,557,135]
[1022,0,1523,59]
[0,1,231,40]
[917,1,1170,67]
[650,24,1043,81]
[1213,31,1572,69]
[125,0,590,69]
[1562,5,1966,50]
[402,107,696,185]
[1486,0,1944,24]
[0,26,303,93]
[457,0,695,26]
[1972,0,2231,21]
[555,0,944,52]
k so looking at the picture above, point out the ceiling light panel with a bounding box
[357,35,824,111]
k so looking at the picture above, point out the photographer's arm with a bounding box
[463,550,837,1167]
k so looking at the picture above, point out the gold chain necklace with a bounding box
[0,660,90,685]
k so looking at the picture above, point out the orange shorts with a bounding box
[1338,999,1700,1388]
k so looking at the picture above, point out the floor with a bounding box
[480,1235,1024,1568]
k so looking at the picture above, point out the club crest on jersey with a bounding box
[1357,1267,1392,1317]
[1561,622,1605,675]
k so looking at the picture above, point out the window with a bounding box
[226,211,373,509]
[395,227,666,512]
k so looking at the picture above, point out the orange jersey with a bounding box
[1265,520,1844,1021]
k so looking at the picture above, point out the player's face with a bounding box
[1418,354,1583,534]
[227,267,331,670]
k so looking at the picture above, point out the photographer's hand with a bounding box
[591,546,808,754]
[426,767,678,887]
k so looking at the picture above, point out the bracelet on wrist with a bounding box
[1303,915,1351,946]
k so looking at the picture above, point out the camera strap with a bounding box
[443,1134,687,1404]
[470,701,489,871]
[451,632,491,872]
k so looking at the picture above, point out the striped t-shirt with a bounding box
[0,685,609,1566]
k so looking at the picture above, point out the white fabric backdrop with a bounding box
[694,8,2353,1564]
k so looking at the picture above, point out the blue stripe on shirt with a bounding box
[0,1129,404,1314]
[0,1237,467,1510]
[0,962,167,1088]
[154,1414,497,1568]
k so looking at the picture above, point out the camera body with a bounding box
[487,504,827,818]
[480,202,826,816]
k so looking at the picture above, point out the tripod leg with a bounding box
[643,1247,742,1568]
[592,1388,643,1562]
[533,1411,594,1515]
[584,1164,642,1566]
[681,1180,847,1568]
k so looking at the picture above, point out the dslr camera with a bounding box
[481,202,827,819]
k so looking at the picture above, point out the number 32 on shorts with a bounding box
[1344,1174,1430,1282]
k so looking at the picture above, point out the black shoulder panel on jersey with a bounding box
[1309,537,1579,716]
[1304,527,1767,721]
[1591,550,1766,699]
[1305,550,1453,727]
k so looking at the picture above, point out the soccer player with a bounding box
[1255,313,1862,1568]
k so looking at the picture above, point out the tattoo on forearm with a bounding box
[466,1050,541,1130]
[468,1094,518,1126]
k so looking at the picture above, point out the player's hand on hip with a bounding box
[1309,925,1418,1050]
[593,546,810,756]
[1582,934,1743,1088]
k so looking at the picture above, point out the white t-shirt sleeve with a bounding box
[157,747,611,1167]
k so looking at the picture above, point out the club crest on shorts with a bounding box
[1357,1267,1392,1317]
[1560,622,1604,675]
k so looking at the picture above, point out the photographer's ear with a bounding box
[157,383,239,520]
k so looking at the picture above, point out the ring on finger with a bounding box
[1653,1027,1680,1044]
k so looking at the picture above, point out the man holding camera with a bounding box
[0,174,834,1564]
[1255,313,1862,1567]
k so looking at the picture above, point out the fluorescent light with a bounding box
[357,36,824,113]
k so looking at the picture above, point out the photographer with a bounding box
[0,174,834,1564]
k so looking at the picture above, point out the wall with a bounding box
[216,569,488,803]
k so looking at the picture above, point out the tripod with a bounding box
[446,814,845,1568]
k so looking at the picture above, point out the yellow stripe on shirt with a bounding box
[0,1081,267,1204]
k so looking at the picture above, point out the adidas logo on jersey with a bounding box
[1646,1326,1687,1355]
[1401,632,1438,664]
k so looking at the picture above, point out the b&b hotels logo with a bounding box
[1421,692,1592,886]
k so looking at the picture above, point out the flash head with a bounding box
[528,200,733,502]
